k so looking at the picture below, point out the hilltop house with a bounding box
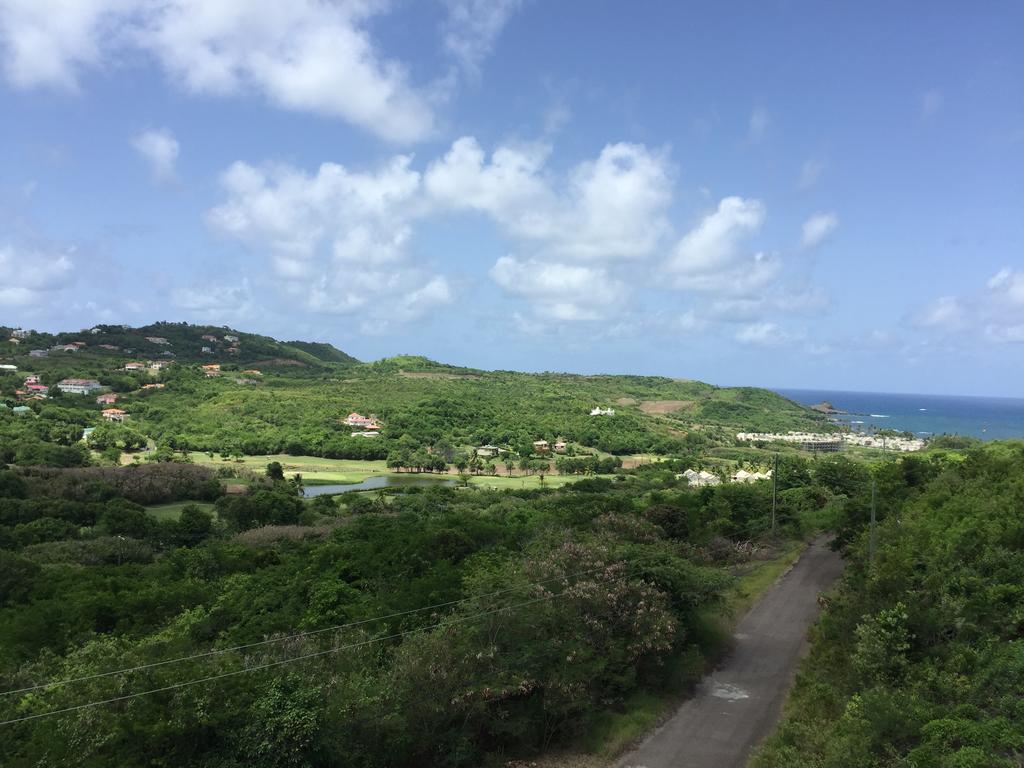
[554,440,568,453]
[11,328,28,339]
[201,346,213,354]
[24,375,38,384]
[102,408,127,422]
[150,360,171,371]
[202,364,221,376]
[476,445,500,458]
[50,344,79,353]
[145,336,170,345]
[123,361,147,371]
[0,364,16,372]
[590,407,615,416]
[56,378,102,395]
[12,405,31,416]
[351,431,379,438]
[96,393,118,405]
[201,334,219,342]
[141,383,166,390]
[25,383,48,397]
[533,439,551,453]
[29,349,47,358]
[224,334,239,343]
[345,413,380,429]
[97,344,120,351]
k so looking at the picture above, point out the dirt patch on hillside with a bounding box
[615,397,638,406]
[639,399,694,415]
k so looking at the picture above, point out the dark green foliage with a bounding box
[753,442,1024,768]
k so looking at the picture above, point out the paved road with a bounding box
[618,537,844,768]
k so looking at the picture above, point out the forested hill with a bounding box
[0,321,830,460]
[0,322,359,368]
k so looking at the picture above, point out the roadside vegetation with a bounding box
[753,441,1024,768]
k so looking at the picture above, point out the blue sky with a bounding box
[1,1,1022,396]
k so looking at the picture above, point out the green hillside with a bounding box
[0,322,830,462]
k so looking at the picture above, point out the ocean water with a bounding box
[773,388,1024,441]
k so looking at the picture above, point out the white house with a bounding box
[590,407,615,416]
[56,378,102,395]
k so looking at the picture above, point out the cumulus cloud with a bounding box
[132,128,179,181]
[442,0,521,76]
[207,152,452,327]
[665,196,774,296]
[801,212,838,248]
[735,321,796,347]
[0,0,450,142]
[490,256,626,321]
[911,267,1024,344]
[0,0,131,90]
[0,242,76,306]
[913,295,967,331]
[426,137,672,261]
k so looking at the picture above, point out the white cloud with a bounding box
[987,267,1024,306]
[666,197,768,294]
[798,158,826,189]
[132,128,179,181]
[0,0,439,142]
[0,0,132,90]
[735,321,796,347]
[490,256,626,321]
[442,0,521,76]
[921,88,943,118]
[913,295,967,331]
[0,243,76,306]
[910,268,1024,344]
[426,137,673,261]
[801,212,838,248]
[207,153,452,326]
[748,106,770,143]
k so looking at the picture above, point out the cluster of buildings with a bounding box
[736,431,925,453]
[531,439,568,454]
[678,467,773,487]
[345,412,382,437]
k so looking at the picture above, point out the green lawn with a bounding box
[189,452,390,483]
[145,500,217,521]
[463,473,614,490]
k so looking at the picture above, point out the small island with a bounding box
[809,400,847,415]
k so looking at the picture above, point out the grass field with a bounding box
[189,453,391,483]
[146,500,217,521]
[189,452,619,490]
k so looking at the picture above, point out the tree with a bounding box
[266,461,285,482]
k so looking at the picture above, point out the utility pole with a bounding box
[868,477,877,565]
[771,452,778,532]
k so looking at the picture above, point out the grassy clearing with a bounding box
[564,539,809,764]
[463,474,613,490]
[189,453,390,483]
[146,500,217,521]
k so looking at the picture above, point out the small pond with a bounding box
[302,475,456,497]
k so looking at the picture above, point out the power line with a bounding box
[0,587,576,727]
[1,553,664,698]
